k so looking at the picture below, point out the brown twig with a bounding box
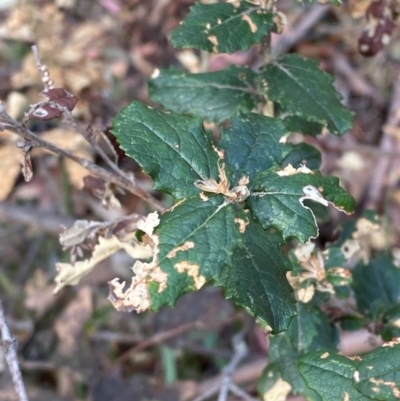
[0,300,29,401]
[0,104,164,211]
[60,107,138,193]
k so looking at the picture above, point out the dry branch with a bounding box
[0,103,164,211]
[0,300,29,401]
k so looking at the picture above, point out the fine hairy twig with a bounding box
[0,45,164,212]
[0,106,164,211]
[0,108,164,211]
[0,104,164,211]
[0,300,29,401]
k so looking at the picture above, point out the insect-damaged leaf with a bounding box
[150,194,247,309]
[258,336,322,401]
[299,343,400,401]
[170,1,275,54]
[149,67,258,124]
[108,195,245,313]
[218,113,292,185]
[258,303,337,400]
[28,88,78,121]
[259,54,354,135]
[299,351,364,401]
[355,343,400,400]
[111,101,219,199]
[155,197,298,332]
[248,166,355,243]
[217,222,296,333]
[55,235,152,293]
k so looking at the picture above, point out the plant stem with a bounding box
[0,104,164,212]
[0,300,29,401]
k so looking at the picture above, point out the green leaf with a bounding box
[111,101,219,199]
[170,1,274,54]
[218,113,291,185]
[248,168,355,242]
[356,344,400,400]
[282,115,325,136]
[352,253,400,319]
[149,67,258,124]
[259,54,354,135]
[339,316,367,331]
[258,336,321,401]
[382,305,400,341]
[286,303,338,353]
[150,195,247,310]
[217,222,296,333]
[380,325,400,342]
[258,366,294,401]
[299,345,400,401]
[299,351,368,401]
[323,247,347,269]
[257,303,336,400]
[282,143,322,170]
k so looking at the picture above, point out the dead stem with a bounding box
[0,103,164,211]
[0,300,29,401]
